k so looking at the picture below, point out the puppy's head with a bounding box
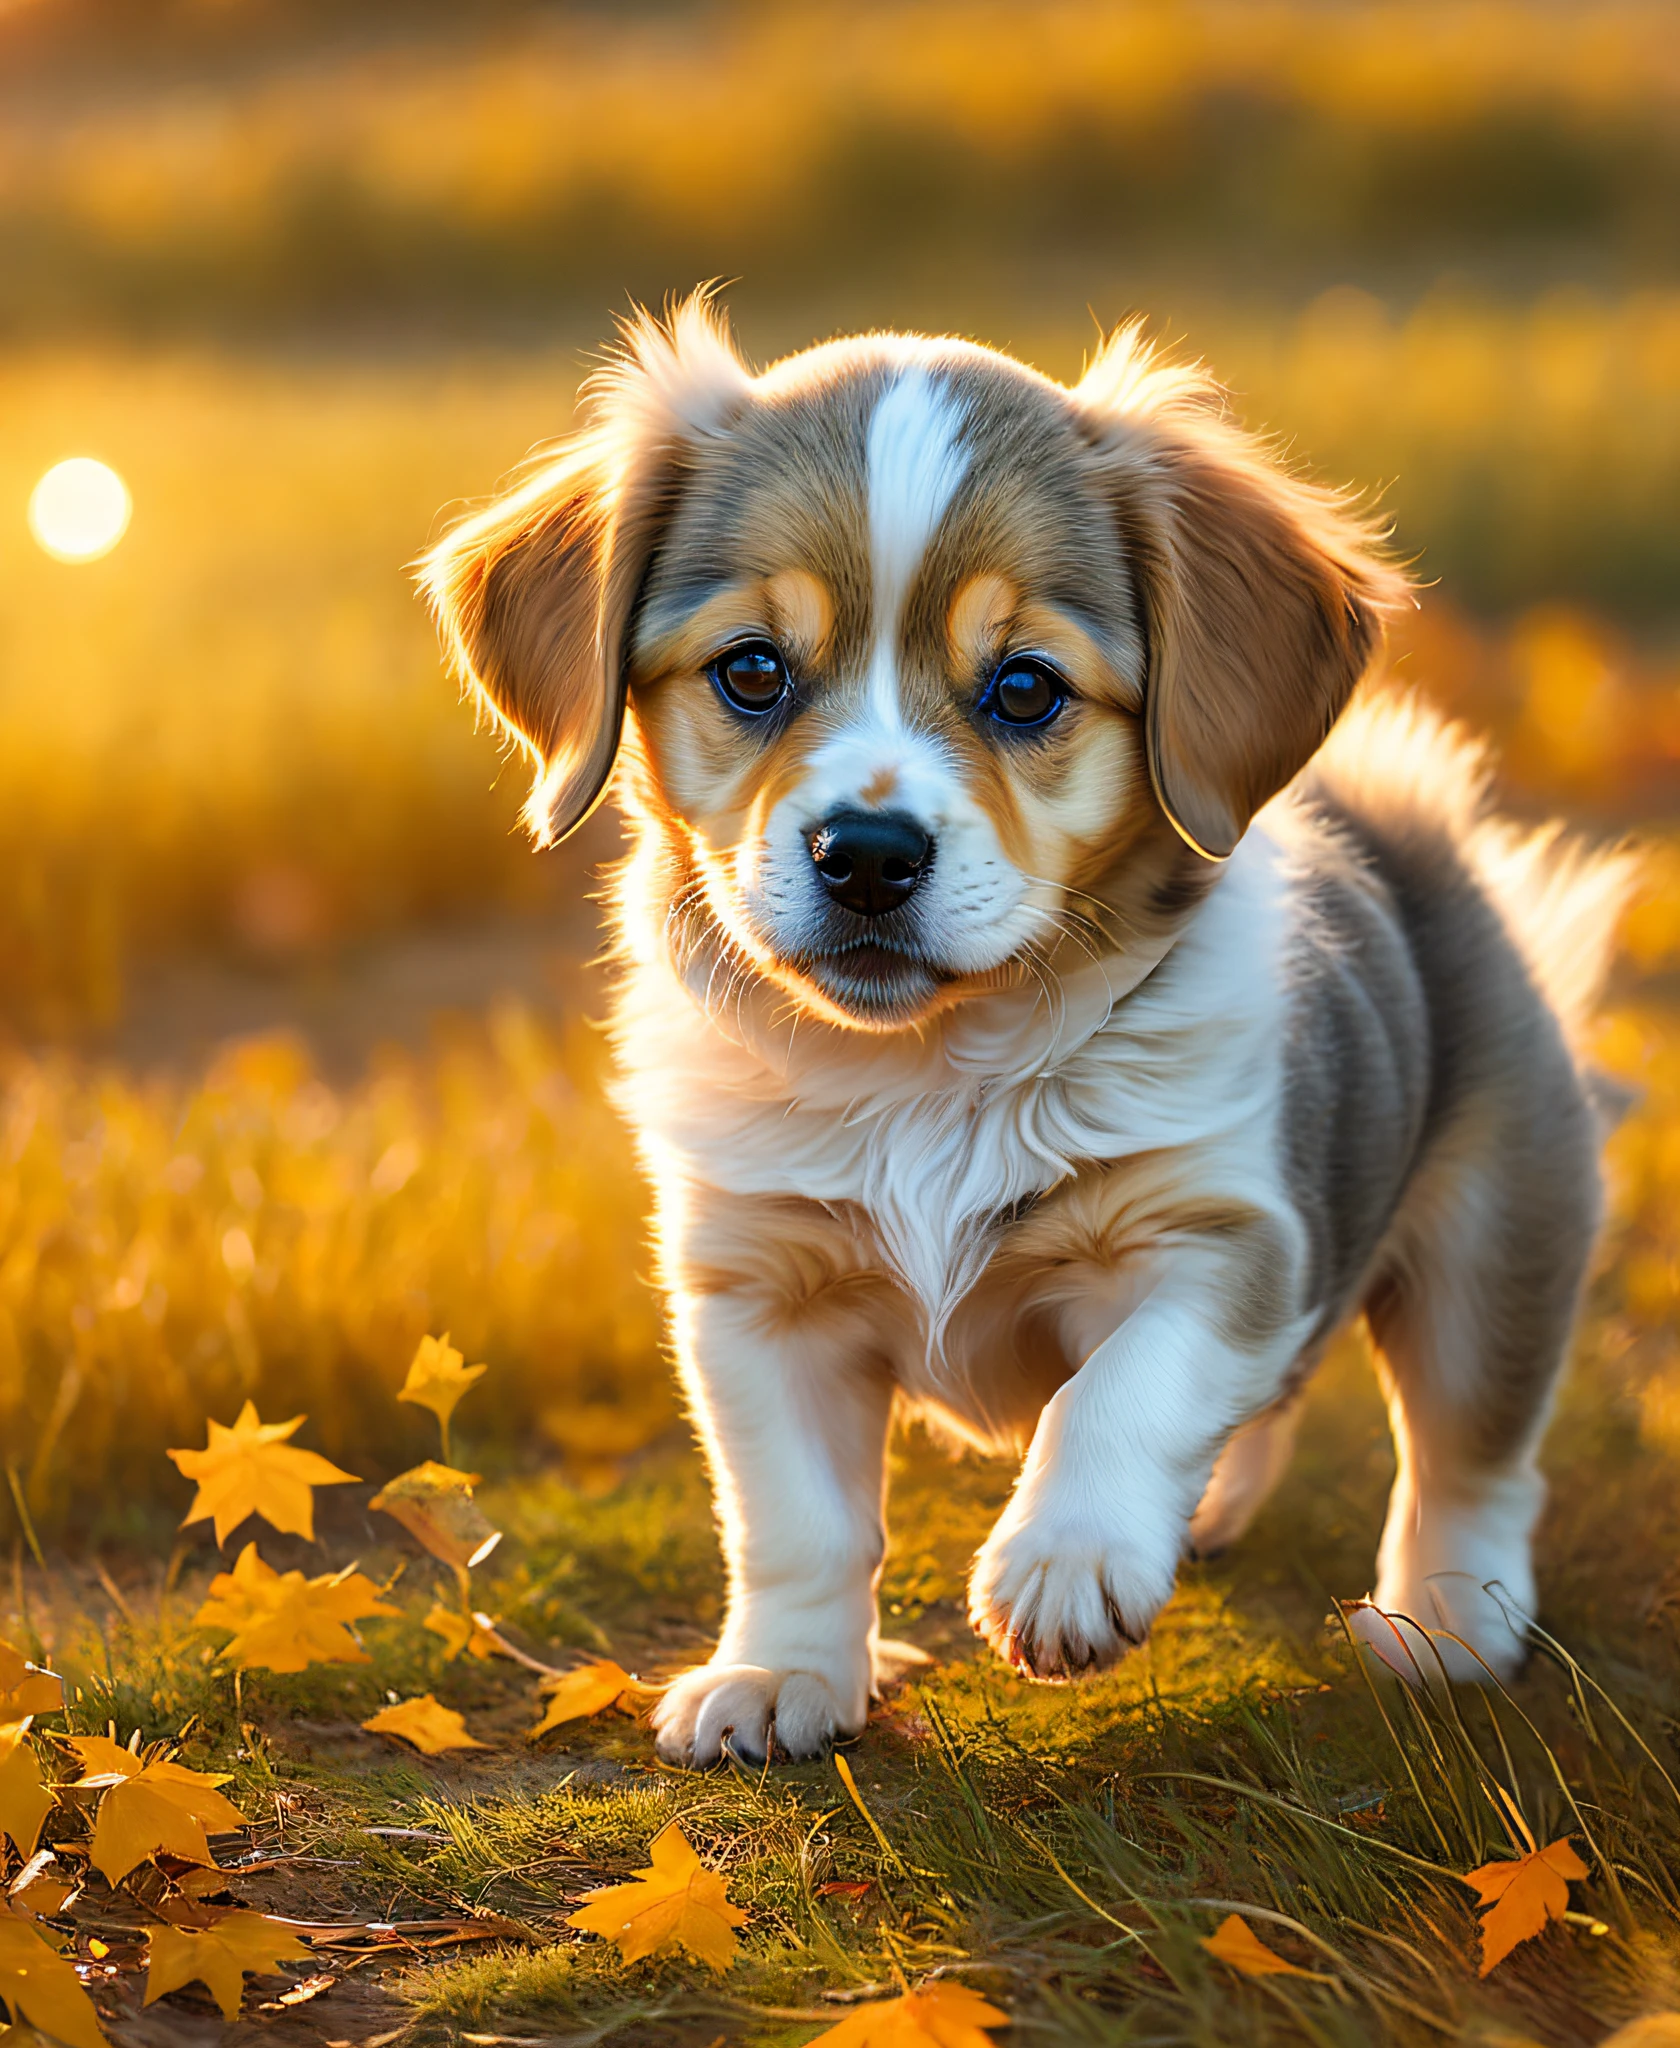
[421,296,1405,1030]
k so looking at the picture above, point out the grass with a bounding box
[0,1011,665,1547]
[10,1271,1679,2044]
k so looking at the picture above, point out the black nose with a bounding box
[809,809,933,918]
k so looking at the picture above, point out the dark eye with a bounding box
[982,657,1068,730]
[710,641,791,716]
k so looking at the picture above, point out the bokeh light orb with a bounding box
[28,457,132,562]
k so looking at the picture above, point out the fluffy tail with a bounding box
[1309,687,1642,1049]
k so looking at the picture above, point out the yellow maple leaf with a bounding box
[0,1643,62,1721]
[804,1980,1011,2047]
[145,1910,312,2021]
[0,1724,52,1861]
[168,1401,359,1545]
[192,1542,398,1672]
[423,1603,500,1661]
[528,1658,633,1740]
[0,1914,107,2048]
[398,1333,487,1462]
[1201,1914,1328,1980]
[369,1462,501,1572]
[361,1695,488,1755]
[1463,1836,1588,1976]
[72,1753,245,1885]
[60,1735,142,1779]
[568,1821,746,1972]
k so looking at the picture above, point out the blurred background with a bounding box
[2,0,1678,1542]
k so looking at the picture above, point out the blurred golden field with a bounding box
[0,1016,664,1544]
[3,288,1676,1035]
[1,4,1679,2039]
[4,1,1677,328]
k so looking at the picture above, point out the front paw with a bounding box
[1349,1573,1533,1687]
[968,1517,1176,1678]
[651,1661,866,1767]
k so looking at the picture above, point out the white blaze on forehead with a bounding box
[864,365,969,727]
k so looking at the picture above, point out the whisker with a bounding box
[1016,939,1065,1035]
[1014,871,1143,952]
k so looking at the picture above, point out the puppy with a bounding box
[421,296,1635,1766]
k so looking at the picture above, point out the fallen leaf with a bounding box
[77,1758,245,1885]
[61,1736,141,1780]
[370,1462,501,1572]
[1201,1913,1322,1980]
[423,1604,500,1661]
[152,1871,240,1930]
[0,1644,62,1721]
[0,1914,108,2048]
[804,1981,1010,2046]
[145,1911,312,2021]
[398,1334,487,1446]
[528,1659,632,1739]
[192,1557,269,1646]
[192,1542,398,1672]
[1463,1837,1588,1975]
[268,1970,337,2009]
[8,1851,79,1922]
[168,1401,359,1544]
[568,1820,746,1971]
[0,1726,52,1861]
[361,1696,488,1756]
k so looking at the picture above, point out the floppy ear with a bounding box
[417,295,753,845]
[1075,327,1409,861]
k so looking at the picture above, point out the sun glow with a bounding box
[28,457,132,562]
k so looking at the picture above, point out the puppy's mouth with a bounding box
[791,934,952,1025]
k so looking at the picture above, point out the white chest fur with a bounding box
[611,827,1297,1340]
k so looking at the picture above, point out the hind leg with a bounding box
[1189,1393,1305,1557]
[1352,1103,1600,1682]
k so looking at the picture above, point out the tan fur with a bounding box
[766,569,835,662]
[1073,325,1411,861]
[946,572,1016,673]
[417,295,753,845]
